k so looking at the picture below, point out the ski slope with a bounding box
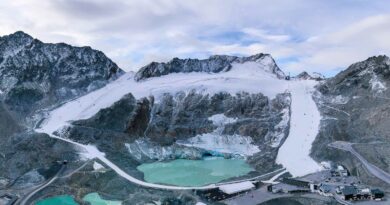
[276,80,323,177]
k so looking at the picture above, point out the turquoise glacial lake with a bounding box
[35,195,78,205]
[137,157,254,186]
[36,193,122,205]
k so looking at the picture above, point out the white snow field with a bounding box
[36,59,322,188]
[276,80,323,177]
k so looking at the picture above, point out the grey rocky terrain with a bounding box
[312,55,390,190]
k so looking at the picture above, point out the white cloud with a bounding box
[242,28,291,42]
[0,0,389,76]
[282,14,390,75]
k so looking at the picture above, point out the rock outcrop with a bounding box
[294,71,324,80]
[134,53,285,81]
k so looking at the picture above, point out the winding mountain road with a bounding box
[329,141,390,184]
[18,165,65,205]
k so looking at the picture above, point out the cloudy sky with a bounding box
[1,0,390,76]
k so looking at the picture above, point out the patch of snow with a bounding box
[331,95,349,104]
[358,68,370,76]
[219,181,255,194]
[270,107,290,148]
[93,161,105,171]
[337,165,345,171]
[276,80,323,177]
[196,203,207,205]
[208,113,237,127]
[370,74,386,93]
[177,114,260,156]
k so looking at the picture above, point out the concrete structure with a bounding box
[219,182,255,195]
[268,182,310,194]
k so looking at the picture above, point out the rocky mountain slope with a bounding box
[312,55,390,189]
[0,32,133,202]
[0,31,123,117]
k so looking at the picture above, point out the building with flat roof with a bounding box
[370,188,384,200]
[341,186,358,200]
[219,181,255,195]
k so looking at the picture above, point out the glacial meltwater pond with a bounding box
[36,193,122,205]
[35,195,78,205]
[137,157,254,186]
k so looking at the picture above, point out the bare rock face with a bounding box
[134,53,285,81]
[0,31,124,115]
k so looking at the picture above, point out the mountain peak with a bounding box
[8,31,33,39]
[134,53,285,81]
[2,31,34,43]
[0,31,124,114]
[0,31,34,52]
[333,55,390,81]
